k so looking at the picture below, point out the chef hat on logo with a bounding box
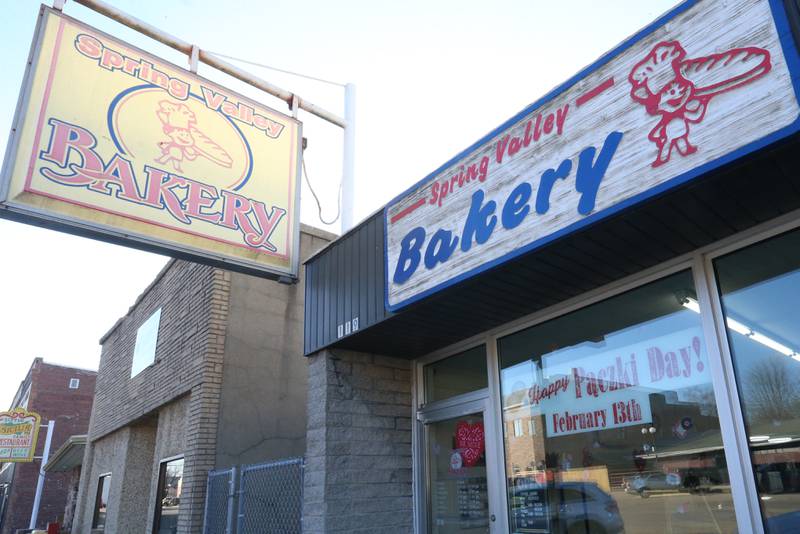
[631,41,686,95]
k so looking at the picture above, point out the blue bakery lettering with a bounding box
[392,131,623,286]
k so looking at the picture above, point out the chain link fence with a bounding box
[237,458,304,534]
[203,458,304,534]
[203,467,237,534]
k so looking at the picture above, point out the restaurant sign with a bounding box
[0,408,41,463]
[384,0,800,310]
[0,7,302,279]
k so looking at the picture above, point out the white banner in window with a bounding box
[524,327,708,437]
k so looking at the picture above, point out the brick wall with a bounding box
[87,260,219,440]
[72,225,333,534]
[1,360,96,534]
[73,260,229,534]
[303,349,414,533]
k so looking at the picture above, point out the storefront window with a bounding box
[424,345,487,403]
[498,271,737,534]
[714,229,800,533]
[92,473,111,530]
[153,457,183,534]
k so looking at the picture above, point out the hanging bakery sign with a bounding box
[0,408,41,463]
[384,0,800,310]
[0,7,302,279]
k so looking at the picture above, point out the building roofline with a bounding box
[300,222,338,244]
[303,208,381,265]
[36,359,98,374]
[99,225,337,344]
[99,257,177,345]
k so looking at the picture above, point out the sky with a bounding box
[0,0,680,408]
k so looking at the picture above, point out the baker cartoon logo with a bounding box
[155,101,234,173]
[629,41,771,167]
[109,86,253,191]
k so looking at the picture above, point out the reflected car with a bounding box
[511,481,625,534]
[629,473,681,497]
[766,510,800,534]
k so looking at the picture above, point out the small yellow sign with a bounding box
[1,7,302,277]
[0,408,41,463]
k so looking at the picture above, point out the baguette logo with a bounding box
[629,41,772,167]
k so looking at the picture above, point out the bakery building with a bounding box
[69,225,332,534]
[300,1,800,533]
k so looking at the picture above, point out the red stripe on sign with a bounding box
[391,198,426,224]
[576,77,615,106]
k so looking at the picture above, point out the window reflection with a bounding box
[424,346,488,403]
[715,229,800,533]
[92,474,111,530]
[153,457,183,534]
[499,271,736,534]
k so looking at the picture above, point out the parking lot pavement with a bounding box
[614,489,737,534]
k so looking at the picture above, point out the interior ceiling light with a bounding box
[767,437,792,444]
[681,297,799,358]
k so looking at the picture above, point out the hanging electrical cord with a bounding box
[206,50,346,228]
[206,51,346,88]
[303,157,341,226]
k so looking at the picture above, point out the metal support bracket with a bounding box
[291,95,300,119]
[189,45,200,73]
[53,0,66,11]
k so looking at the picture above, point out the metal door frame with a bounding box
[415,387,505,534]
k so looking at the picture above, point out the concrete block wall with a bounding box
[115,423,158,533]
[303,349,414,533]
[215,229,334,468]
[73,423,156,534]
[144,395,188,533]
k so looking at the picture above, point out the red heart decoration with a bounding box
[455,421,485,467]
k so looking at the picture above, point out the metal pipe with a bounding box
[69,0,346,128]
[341,83,357,231]
[72,0,191,53]
[198,51,346,128]
[29,420,55,529]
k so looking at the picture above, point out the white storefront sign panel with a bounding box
[525,327,708,437]
[384,0,800,310]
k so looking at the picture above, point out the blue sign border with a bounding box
[383,0,800,313]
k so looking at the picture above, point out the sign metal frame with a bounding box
[0,6,303,280]
[0,408,42,463]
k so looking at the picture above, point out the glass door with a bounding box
[420,394,501,534]
[428,411,490,533]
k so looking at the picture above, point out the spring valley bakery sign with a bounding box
[0,7,301,278]
[385,0,800,310]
